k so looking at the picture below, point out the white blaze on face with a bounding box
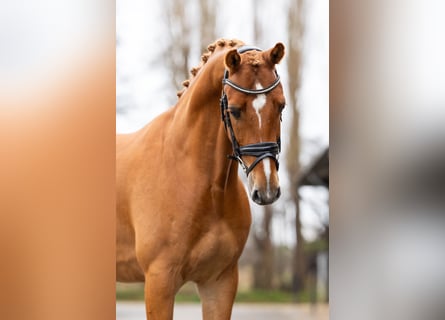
[262,158,271,193]
[252,82,266,129]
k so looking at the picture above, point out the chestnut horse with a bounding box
[116,39,286,319]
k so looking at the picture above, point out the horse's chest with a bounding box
[186,224,244,281]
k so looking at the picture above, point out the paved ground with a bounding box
[117,302,329,320]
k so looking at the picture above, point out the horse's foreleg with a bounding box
[144,266,179,320]
[197,264,239,320]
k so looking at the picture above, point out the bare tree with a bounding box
[286,0,306,297]
[199,0,217,52]
[252,0,264,47]
[161,0,218,104]
[162,0,194,101]
[253,205,274,289]
[250,0,275,291]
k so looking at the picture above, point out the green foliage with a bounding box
[304,238,329,252]
[174,291,201,303]
[116,283,311,303]
[235,290,295,303]
[116,283,145,301]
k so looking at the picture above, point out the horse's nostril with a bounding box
[251,188,280,205]
[252,189,261,203]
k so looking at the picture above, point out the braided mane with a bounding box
[176,38,245,98]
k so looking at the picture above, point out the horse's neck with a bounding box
[169,59,238,189]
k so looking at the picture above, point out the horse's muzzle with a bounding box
[251,186,281,205]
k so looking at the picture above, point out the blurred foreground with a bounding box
[117,302,329,320]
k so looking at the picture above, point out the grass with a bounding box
[235,290,295,303]
[116,283,305,303]
[116,283,145,301]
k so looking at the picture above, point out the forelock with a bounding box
[244,52,262,67]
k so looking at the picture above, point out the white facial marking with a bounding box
[263,158,271,193]
[252,82,266,129]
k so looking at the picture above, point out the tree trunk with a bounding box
[199,0,217,52]
[286,0,307,298]
[251,0,274,291]
[253,204,274,289]
[162,0,193,101]
[292,195,306,294]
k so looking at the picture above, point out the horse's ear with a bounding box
[225,49,241,73]
[265,42,285,65]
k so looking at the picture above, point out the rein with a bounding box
[220,46,282,177]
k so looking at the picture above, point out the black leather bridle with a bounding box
[220,46,282,177]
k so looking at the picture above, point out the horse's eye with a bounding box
[229,107,241,119]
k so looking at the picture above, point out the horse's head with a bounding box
[221,43,285,205]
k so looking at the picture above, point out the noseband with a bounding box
[220,46,282,177]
